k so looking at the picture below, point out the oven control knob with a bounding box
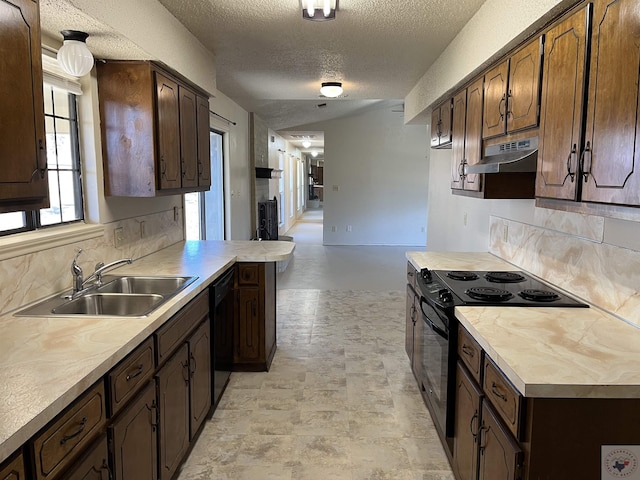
[438,289,453,303]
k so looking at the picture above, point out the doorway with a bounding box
[185,129,226,240]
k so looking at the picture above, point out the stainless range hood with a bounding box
[465,136,538,174]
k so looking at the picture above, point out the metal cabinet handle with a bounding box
[38,139,47,179]
[182,360,190,383]
[498,93,507,121]
[190,352,197,378]
[580,141,592,182]
[506,89,513,118]
[470,411,479,441]
[60,416,87,445]
[198,161,203,175]
[491,381,508,402]
[160,157,167,176]
[150,400,158,430]
[565,144,577,183]
[461,344,475,357]
[125,364,144,381]
[478,424,489,452]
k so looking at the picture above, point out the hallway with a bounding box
[177,211,450,480]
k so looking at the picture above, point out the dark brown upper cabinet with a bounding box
[0,0,49,213]
[431,99,453,148]
[451,78,483,193]
[537,0,640,208]
[97,61,211,197]
[483,37,542,139]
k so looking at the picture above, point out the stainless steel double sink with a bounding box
[16,275,197,317]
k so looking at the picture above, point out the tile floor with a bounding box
[177,210,451,480]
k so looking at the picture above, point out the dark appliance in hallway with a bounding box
[258,197,278,240]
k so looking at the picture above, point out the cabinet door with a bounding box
[507,38,542,133]
[157,343,190,480]
[179,86,199,189]
[439,101,452,146]
[64,435,110,480]
[478,402,522,480]
[483,60,509,139]
[451,90,467,190]
[464,77,484,192]
[536,5,589,200]
[155,72,181,190]
[0,452,25,480]
[581,0,640,205]
[197,95,211,188]
[235,286,262,363]
[0,0,48,211]
[453,364,482,480]
[430,108,441,147]
[110,381,158,480]
[189,320,212,439]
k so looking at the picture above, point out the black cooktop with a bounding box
[421,269,588,308]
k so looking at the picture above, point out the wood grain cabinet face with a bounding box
[189,320,212,439]
[581,0,640,206]
[453,363,482,480]
[63,435,110,480]
[482,358,523,440]
[109,381,158,480]
[431,100,453,148]
[536,5,589,201]
[97,61,211,197]
[31,383,106,480]
[451,78,483,192]
[483,38,541,139]
[0,0,49,212]
[477,402,522,480]
[0,452,26,480]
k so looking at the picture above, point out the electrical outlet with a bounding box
[463,212,468,226]
[347,225,352,232]
[332,185,339,191]
[114,227,124,248]
[140,221,146,238]
[174,207,179,222]
[503,225,509,242]
[421,226,426,233]
[331,225,337,232]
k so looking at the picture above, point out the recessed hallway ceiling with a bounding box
[39,0,486,130]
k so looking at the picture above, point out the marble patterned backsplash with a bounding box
[489,215,640,327]
[0,209,183,316]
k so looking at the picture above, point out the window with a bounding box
[0,84,83,235]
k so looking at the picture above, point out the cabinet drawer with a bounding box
[107,337,155,417]
[156,290,209,365]
[0,451,25,480]
[458,326,483,384]
[32,382,106,480]
[483,358,523,439]
[237,263,260,285]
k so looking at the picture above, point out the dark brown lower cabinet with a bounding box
[109,381,158,480]
[478,402,522,480]
[0,452,25,480]
[453,364,482,480]
[64,436,110,480]
[157,343,190,480]
[234,262,276,371]
[189,320,212,438]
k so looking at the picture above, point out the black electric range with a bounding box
[419,268,589,310]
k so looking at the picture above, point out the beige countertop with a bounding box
[406,251,640,399]
[0,240,294,464]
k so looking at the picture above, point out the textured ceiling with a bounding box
[39,0,486,147]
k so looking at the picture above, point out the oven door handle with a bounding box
[420,298,449,341]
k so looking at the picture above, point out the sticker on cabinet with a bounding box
[602,445,640,479]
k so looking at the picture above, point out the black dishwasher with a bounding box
[211,267,234,408]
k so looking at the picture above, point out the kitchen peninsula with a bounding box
[406,251,640,480]
[0,240,294,476]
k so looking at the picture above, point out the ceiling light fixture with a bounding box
[303,0,336,21]
[311,151,319,157]
[57,30,94,77]
[302,140,311,148]
[320,81,343,98]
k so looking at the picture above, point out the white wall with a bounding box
[298,104,429,246]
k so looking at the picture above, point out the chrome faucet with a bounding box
[70,249,132,296]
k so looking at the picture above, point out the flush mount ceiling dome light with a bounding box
[57,30,94,77]
[302,140,311,148]
[303,0,336,21]
[320,81,343,98]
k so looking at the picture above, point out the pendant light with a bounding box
[57,30,94,77]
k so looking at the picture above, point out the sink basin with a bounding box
[14,275,198,317]
[53,293,164,316]
[97,276,194,295]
